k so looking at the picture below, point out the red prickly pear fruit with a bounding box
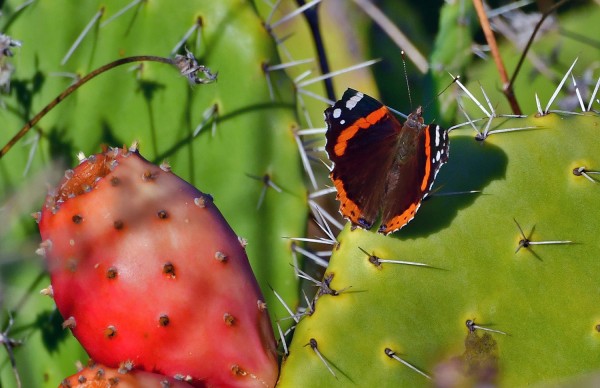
[58,361,193,388]
[38,146,278,387]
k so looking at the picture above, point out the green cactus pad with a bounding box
[279,112,600,386]
[1,0,305,386]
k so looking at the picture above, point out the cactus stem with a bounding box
[61,7,105,66]
[466,319,507,336]
[384,348,431,380]
[1,54,216,159]
[306,338,338,379]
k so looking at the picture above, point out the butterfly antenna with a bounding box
[401,51,413,110]
[423,74,460,111]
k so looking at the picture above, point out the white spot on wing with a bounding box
[340,119,346,125]
[333,108,342,118]
[346,92,364,110]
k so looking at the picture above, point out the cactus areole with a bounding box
[38,145,278,387]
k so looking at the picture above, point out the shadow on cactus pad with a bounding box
[399,136,508,239]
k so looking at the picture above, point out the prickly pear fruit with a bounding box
[38,146,278,387]
[58,361,193,388]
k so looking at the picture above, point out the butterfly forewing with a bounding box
[325,89,400,229]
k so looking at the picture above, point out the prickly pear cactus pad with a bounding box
[278,111,600,386]
[0,0,306,386]
[38,147,279,387]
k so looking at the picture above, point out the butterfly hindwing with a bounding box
[379,121,449,234]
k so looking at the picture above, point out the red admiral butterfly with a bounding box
[324,88,449,235]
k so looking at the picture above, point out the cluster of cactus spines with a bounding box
[38,145,278,386]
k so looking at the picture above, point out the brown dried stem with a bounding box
[0,53,215,159]
[472,0,522,115]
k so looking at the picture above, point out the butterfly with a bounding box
[324,89,449,235]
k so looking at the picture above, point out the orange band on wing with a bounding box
[421,127,432,191]
[331,174,363,224]
[334,107,388,157]
[380,202,419,235]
